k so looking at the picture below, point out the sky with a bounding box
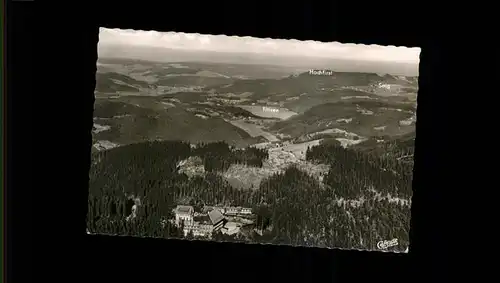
[99,27,421,65]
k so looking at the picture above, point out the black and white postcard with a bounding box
[88,28,419,253]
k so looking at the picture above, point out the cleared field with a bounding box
[222,144,330,190]
[93,140,119,151]
[228,120,279,142]
[275,139,324,160]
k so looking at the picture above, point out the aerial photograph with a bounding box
[88,27,419,253]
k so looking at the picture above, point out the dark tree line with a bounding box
[248,166,410,250]
[306,141,413,200]
[88,138,412,252]
[87,195,184,239]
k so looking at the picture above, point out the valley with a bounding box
[89,56,417,251]
[92,59,417,190]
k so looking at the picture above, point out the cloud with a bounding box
[99,27,420,64]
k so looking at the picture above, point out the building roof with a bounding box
[176,205,194,214]
[208,209,224,225]
[224,222,239,229]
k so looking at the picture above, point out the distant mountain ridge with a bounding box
[98,44,419,76]
[293,70,418,82]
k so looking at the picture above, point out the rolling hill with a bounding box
[93,59,418,153]
[353,131,416,152]
[95,71,152,94]
[208,70,418,113]
[269,100,416,138]
[157,76,234,88]
[93,99,266,147]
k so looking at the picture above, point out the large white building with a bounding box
[175,205,194,226]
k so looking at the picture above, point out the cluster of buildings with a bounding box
[174,205,254,238]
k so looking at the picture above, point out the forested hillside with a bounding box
[88,137,413,251]
[270,101,416,138]
[92,99,266,147]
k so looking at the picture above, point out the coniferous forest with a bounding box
[87,137,413,252]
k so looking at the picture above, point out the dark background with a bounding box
[11,1,493,282]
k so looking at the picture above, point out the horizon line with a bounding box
[99,28,420,65]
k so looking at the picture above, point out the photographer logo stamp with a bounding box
[377,238,399,250]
